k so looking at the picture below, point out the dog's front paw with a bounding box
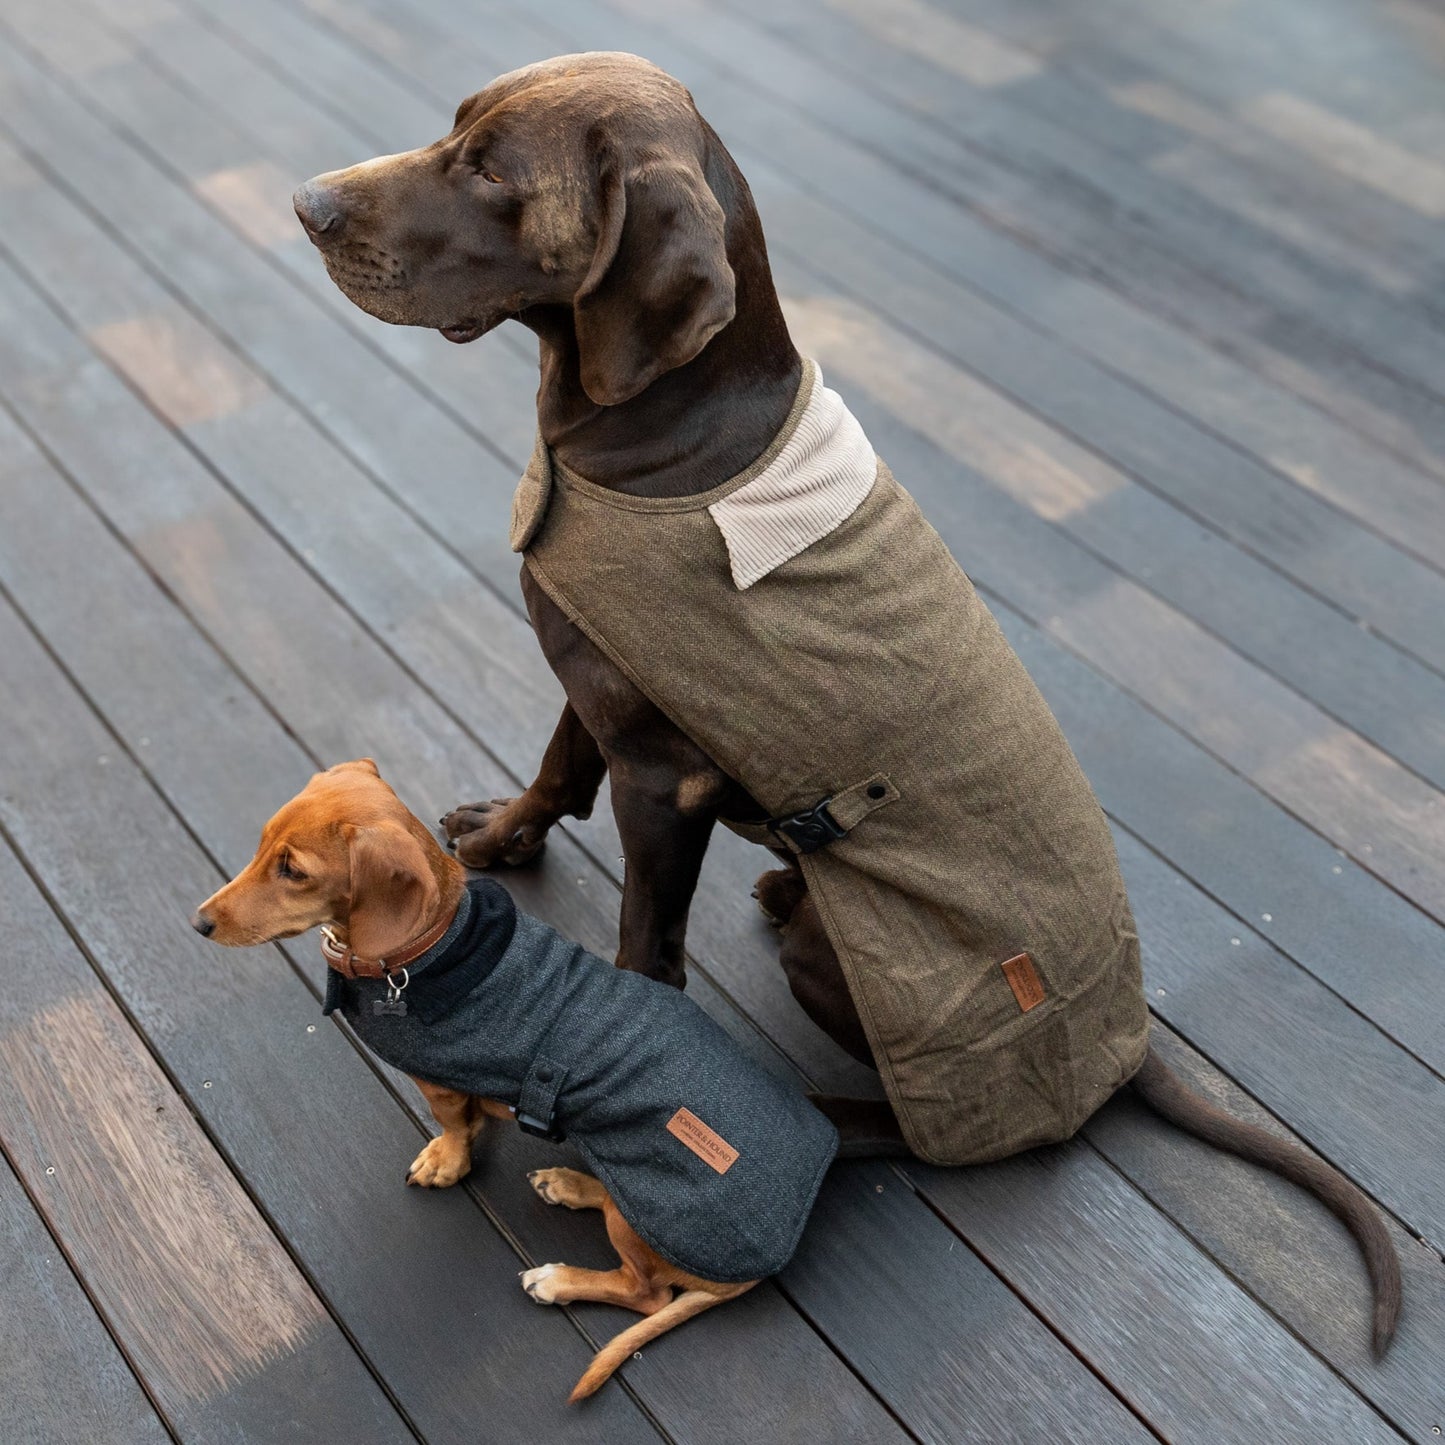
[528,1167,597,1210]
[440,799,548,869]
[406,1134,471,1188]
[753,866,807,926]
[521,1263,563,1304]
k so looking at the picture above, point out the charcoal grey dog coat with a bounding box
[324,879,838,1282]
[512,360,1151,1166]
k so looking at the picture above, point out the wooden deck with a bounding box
[1,0,1443,1438]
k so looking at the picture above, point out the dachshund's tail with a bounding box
[1130,1044,1402,1356]
[568,1282,757,1403]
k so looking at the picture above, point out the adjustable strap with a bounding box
[514,1054,568,1142]
[722,773,900,855]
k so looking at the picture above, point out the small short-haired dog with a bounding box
[193,759,837,1402]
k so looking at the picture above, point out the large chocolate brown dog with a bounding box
[294,52,1400,1351]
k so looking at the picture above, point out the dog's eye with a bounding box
[277,855,306,882]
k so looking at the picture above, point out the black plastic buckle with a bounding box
[515,1109,566,1143]
[515,1057,566,1141]
[770,797,846,854]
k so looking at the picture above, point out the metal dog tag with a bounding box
[372,966,410,1017]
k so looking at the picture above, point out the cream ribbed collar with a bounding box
[510,360,879,589]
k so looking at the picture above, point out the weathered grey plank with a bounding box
[1141,130,1435,297]
[0,1148,173,1445]
[751,0,1445,315]
[943,0,1441,150]
[909,1139,1403,1443]
[924,0,1445,464]
[1085,1024,1445,1444]
[974,0,1445,299]
[779,1161,1159,1443]
[603,0,1445,492]
[0,827,412,1445]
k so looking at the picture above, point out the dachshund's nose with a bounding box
[191,910,215,938]
[293,180,342,239]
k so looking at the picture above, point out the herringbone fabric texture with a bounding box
[517,361,1150,1164]
[331,882,838,1280]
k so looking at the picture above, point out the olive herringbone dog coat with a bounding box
[512,360,1149,1165]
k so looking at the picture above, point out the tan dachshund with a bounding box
[193,759,776,1403]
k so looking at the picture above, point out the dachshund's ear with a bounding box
[330,757,380,777]
[343,821,438,961]
[573,148,736,406]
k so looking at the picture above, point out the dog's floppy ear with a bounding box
[573,146,736,406]
[330,757,380,777]
[343,821,439,961]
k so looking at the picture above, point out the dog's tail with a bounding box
[1130,1044,1402,1356]
[568,1282,756,1404]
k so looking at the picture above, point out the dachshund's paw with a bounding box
[406,1135,471,1188]
[440,799,548,869]
[528,1167,600,1210]
[753,867,807,926]
[521,1263,563,1304]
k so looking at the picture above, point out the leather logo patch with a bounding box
[1001,952,1046,1013]
[666,1107,739,1174]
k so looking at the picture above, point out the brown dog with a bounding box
[292,54,1401,1352]
[192,759,765,1403]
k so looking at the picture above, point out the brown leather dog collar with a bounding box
[319,906,458,981]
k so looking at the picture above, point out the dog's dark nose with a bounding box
[293,180,342,238]
[191,910,215,937]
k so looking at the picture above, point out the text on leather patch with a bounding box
[666,1107,739,1174]
[1001,953,1046,1013]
